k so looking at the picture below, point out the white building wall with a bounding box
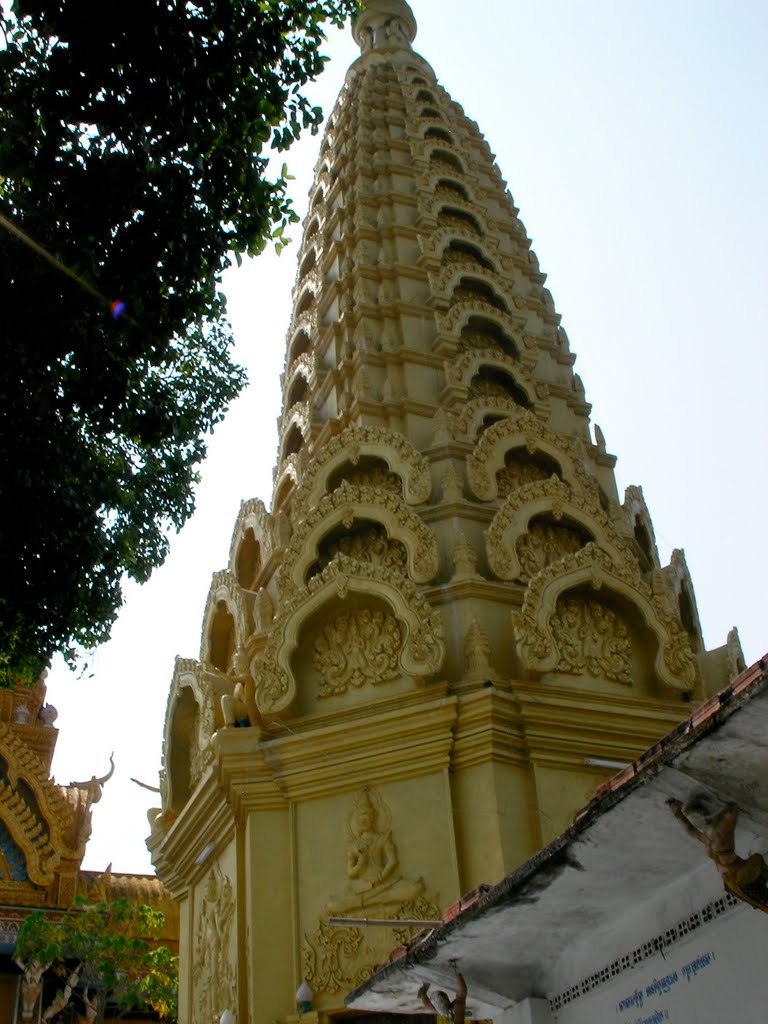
[553,903,768,1023]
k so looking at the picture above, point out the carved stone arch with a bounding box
[466,411,596,497]
[253,556,445,714]
[229,499,272,588]
[310,186,325,212]
[418,106,442,119]
[295,284,317,319]
[424,125,454,145]
[623,484,660,570]
[162,659,218,816]
[286,322,313,367]
[667,549,704,653]
[415,89,438,104]
[304,216,321,243]
[447,273,510,318]
[284,368,311,414]
[487,477,632,580]
[514,545,698,692]
[438,301,528,349]
[458,313,519,360]
[442,349,541,420]
[298,247,317,282]
[295,425,432,513]
[273,453,305,512]
[200,571,248,673]
[436,206,483,239]
[280,408,311,463]
[428,148,466,176]
[280,484,439,590]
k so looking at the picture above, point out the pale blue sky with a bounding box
[46,0,767,873]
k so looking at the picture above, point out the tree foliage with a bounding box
[15,897,178,1022]
[0,0,358,682]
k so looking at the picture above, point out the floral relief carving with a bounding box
[466,410,598,498]
[253,553,445,715]
[437,300,526,342]
[193,863,236,1024]
[550,597,632,684]
[496,458,554,499]
[293,424,432,514]
[513,544,698,692]
[312,524,408,578]
[313,609,403,697]
[278,483,439,590]
[516,520,588,580]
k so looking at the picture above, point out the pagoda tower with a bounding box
[149,3,743,1022]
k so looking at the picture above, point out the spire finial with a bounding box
[352,0,417,55]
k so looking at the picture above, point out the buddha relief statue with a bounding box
[327,786,423,913]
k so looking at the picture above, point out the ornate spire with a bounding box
[352,0,417,54]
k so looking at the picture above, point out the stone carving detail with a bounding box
[335,466,403,496]
[466,410,598,498]
[294,425,432,513]
[328,787,424,913]
[303,786,439,995]
[437,300,526,341]
[194,863,236,1024]
[516,520,588,580]
[313,524,408,578]
[253,553,445,715]
[550,597,632,684]
[497,458,553,499]
[513,544,699,692]
[452,533,479,579]
[279,483,439,589]
[464,619,495,683]
[313,609,403,697]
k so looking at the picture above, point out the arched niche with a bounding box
[466,412,595,500]
[166,685,199,815]
[326,454,403,497]
[437,207,482,237]
[281,422,305,460]
[279,484,439,591]
[310,187,325,211]
[299,248,317,281]
[424,126,453,144]
[469,365,528,407]
[228,498,271,582]
[416,89,437,103]
[294,425,432,512]
[287,327,311,367]
[305,518,409,584]
[285,372,310,411]
[200,570,247,673]
[305,216,320,242]
[451,276,508,313]
[495,447,563,497]
[429,149,465,175]
[207,601,235,673]
[514,545,699,693]
[295,287,316,318]
[623,485,660,570]
[419,106,442,119]
[443,239,494,271]
[252,563,445,715]
[459,315,517,358]
[289,593,414,714]
[236,528,262,591]
[486,477,629,581]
